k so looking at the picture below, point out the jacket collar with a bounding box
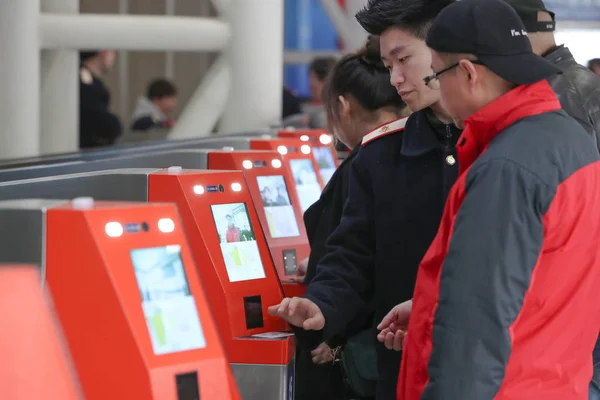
[543,45,577,71]
[458,80,561,175]
[401,109,461,156]
[361,118,408,146]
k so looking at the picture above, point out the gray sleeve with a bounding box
[420,159,553,400]
[586,88,600,151]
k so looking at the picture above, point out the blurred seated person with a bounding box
[281,86,310,128]
[79,50,122,148]
[130,78,178,132]
[283,86,303,119]
[291,37,406,400]
[303,57,338,129]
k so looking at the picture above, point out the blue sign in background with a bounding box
[284,0,339,98]
[544,0,600,22]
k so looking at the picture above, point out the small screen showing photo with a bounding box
[289,159,322,212]
[313,147,337,185]
[210,203,267,283]
[256,175,301,239]
[130,245,207,356]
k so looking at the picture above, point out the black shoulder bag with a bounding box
[339,329,378,399]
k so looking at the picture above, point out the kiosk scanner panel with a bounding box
[148,169,295,400]
[0,265,81,400]
[207,150,310,298]
[0,200,240,400]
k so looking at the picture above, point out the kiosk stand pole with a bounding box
[220,0,284,132]
[0,1,40,159]
[41,0,79,156]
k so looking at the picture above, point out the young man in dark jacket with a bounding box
[395,0,600,398]
[268,1,461,398]
[503,0,600,150]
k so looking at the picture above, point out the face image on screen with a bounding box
[289,159,322,212]
[256,175,301,239]
[130,245,207,356]
[210,203,267,283]
[313,147,337,185]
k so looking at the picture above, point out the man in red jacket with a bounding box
[393,0,600,399]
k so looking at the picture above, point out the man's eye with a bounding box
[399,56,409,63]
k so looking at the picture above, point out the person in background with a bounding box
[308,57,338,104]
[588,59,600,77]
[502,0,600,149]
[292,37,406,400]
[391,1,600,398]
[79,50,122,148]
[130,78,178,132]
[268,0,461,397]
[305,57,338,129]
[283,87,303,119]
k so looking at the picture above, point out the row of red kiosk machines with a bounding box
[0,130,340,400]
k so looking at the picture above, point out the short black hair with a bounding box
[322,36,405,132]
[80,51,100,63]
[309,57,338,81]
[146,79,178,100]
[355,0,455,38]
[588,59,600,71]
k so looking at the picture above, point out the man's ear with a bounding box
[458,59,479,86]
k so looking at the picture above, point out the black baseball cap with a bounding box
[426,0,561,85]
[503,0,555,32]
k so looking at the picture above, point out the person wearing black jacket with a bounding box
[268,1,460,398]
[79,50,122,148]
[292,37,406,400]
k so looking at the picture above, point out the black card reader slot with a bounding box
[244,295,264,330]
[176,371,200,400]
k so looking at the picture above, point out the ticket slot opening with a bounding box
[243,295,264,330]
[176,372,200,400]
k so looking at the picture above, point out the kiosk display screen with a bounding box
[130,245,207,355]
[289,159,322,212]
[256,175,301,239]
[313,147,336,185]
[211,203,267,282]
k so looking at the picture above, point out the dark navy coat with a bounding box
[301,109,461,399]
[79,67,122,148]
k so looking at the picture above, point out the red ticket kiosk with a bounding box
[250,138,324,213]
[207,150,309,297]
[278,129,339,185]
[0,199,240,400]
[148,169,295,400]
[0,265,81,400]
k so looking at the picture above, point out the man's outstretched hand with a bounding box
[267,297,325,331]
[377,299,412,351]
